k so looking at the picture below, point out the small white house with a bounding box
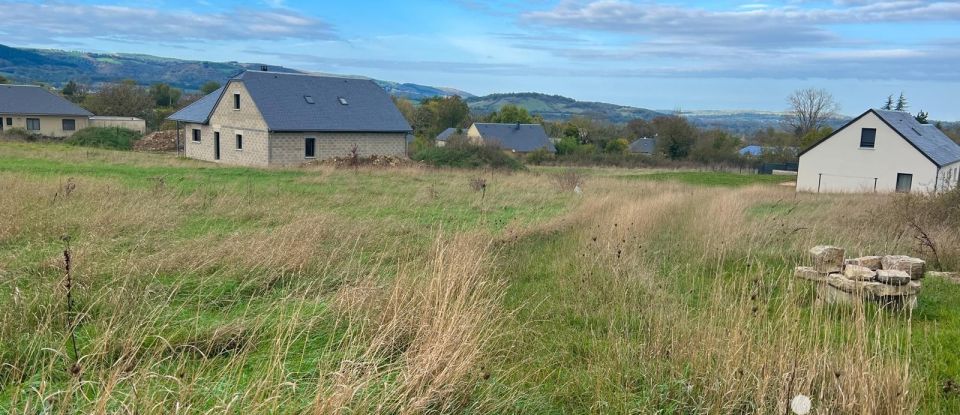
[797,109,960,193]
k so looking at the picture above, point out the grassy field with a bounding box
[1,141,958,414]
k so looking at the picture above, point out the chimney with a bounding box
[260,65,269,72]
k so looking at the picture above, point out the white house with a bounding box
[797,109,960,193]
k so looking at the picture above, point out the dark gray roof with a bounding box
[473,123,555,153]
[168,71,412,133]
[629,137,656,154]
[168,86,224,123]
[873,110,960,167]
[436,127,463,141]
[0,85,92,117]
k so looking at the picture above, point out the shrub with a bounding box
[550,169,583,192]
[525,147,553,165]
[0,127,37,141]
[604,138,629,154]
[65,127,142,150]
[412,143,524,170]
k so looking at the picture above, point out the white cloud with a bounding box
[0,1,338,43]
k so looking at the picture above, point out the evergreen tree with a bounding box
[882,94,894,110]
[895,92,908,111]
[915,110,929,124]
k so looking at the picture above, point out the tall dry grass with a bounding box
[498,180,923,413]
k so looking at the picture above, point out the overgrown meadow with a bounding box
[1,141,958,414]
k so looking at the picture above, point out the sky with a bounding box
[1,0,959,119]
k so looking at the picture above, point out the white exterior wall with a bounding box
[797,112,939,193]
[937,160,960,192]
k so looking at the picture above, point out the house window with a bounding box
[62,119,76,131]
[305,137,316,158]
[192,128,201,142]
[233,93,240,110]
[26,118,40,131]
[859,128,876,148]
[236,134,243,150]
[5,118,11,126]
[896,173,913,193]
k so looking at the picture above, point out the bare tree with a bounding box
[784,88,839,137]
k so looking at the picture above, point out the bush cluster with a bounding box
[412,143,524,170]
[65,127,142,150]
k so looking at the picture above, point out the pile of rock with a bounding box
[133,130,178,152]
[795,245,924,309]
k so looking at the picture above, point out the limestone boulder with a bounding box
[810,245,845,273]
[876,269,912,286]
[826,273,865,293]
[881,255,925,280]
[795,266,827,282]
[845,256,883,270]
[864,280,921,298]
[843,264,877,281]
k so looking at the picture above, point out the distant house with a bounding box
[797,109,960,193]
[168,70,412,166]
[466,122,555,153]
[0,84,92,137]
[629,137,656,155]
[738,145,765,156]
[435,127,465,147]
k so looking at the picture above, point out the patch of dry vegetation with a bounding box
[1,142,958,413]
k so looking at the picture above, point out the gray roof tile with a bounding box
[629,137,656,154]
[473,123,555,153]
[0,85,92,117]
[873,109,960,167]
[436,127,463,141]
[168,86,223,123]
[169,71,411,133]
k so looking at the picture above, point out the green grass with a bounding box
[625,171,793,187]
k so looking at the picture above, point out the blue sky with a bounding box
[2,0,959,119]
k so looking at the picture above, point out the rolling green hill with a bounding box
[0,44,471,100]
[466,92,664,122]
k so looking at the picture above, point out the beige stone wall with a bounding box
[270,132,407,165]
[182,123,270,167]
[182,81,272,167]
[1,114,89,137]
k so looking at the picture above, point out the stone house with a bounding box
[465,122,555,153]
[797,109,960,193]
[168,70,412,167]
[0,84,92,137]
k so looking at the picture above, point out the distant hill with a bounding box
[0,44,470,101]
[676,110,852,136]
[466,92,664,123]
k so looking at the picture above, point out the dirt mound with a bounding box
[134,130,178,152]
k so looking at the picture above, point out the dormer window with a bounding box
[337,97,348,105]
[233,93,240,110]
[304,95,315,104]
